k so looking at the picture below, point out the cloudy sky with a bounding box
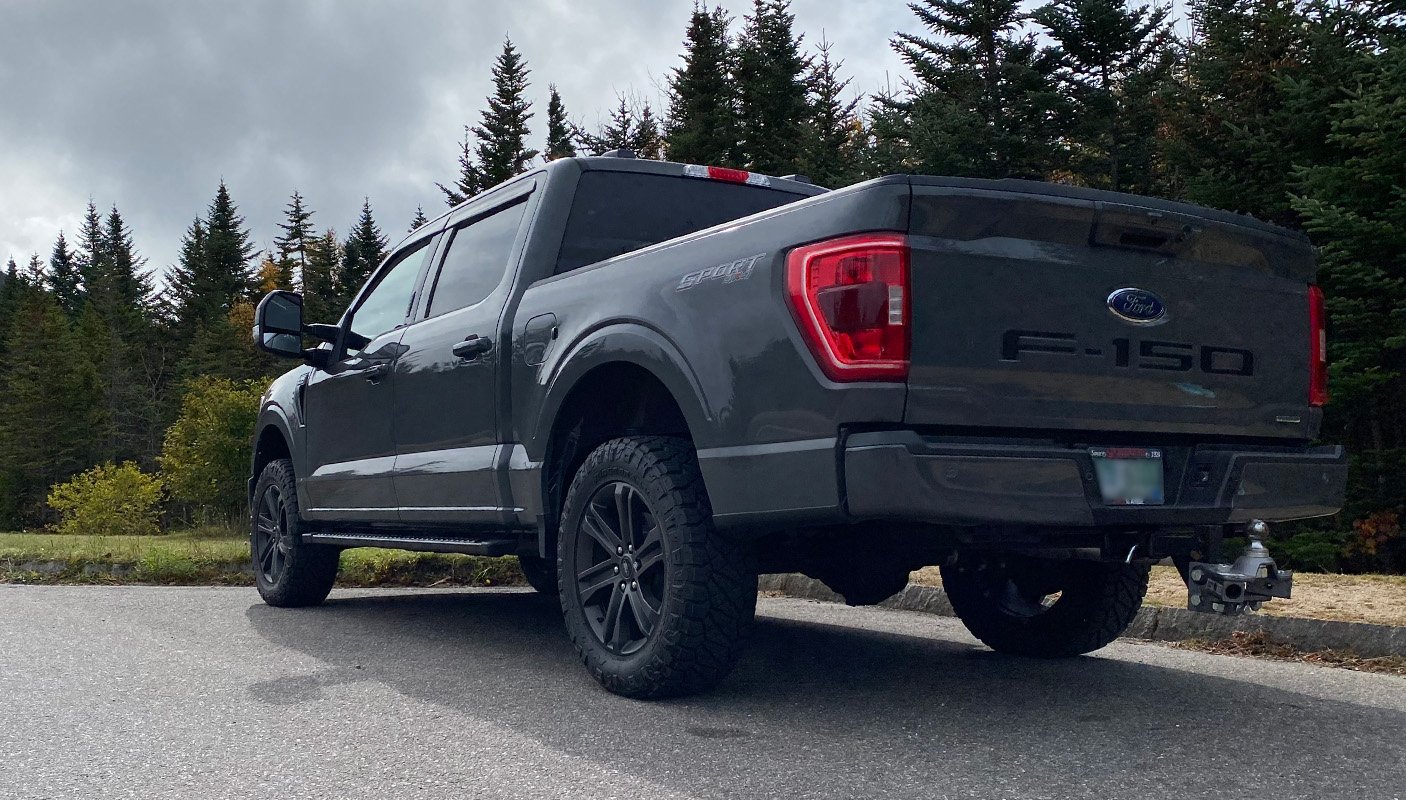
[0,0,917,281]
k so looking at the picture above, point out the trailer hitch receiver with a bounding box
[1187,520,1293,616]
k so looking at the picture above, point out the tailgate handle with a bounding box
[1092,203,1199,255]
[1118,229,1176,249]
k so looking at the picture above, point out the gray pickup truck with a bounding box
[250,154,1347,697]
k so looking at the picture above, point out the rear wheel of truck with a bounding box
[558,436,757,699]
[251,458,340,608]
[940,554,1149,658]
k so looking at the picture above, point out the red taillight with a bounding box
[1309,284,1328,406]
[786,233,909,381]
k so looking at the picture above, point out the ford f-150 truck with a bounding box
[250,153,1347,698]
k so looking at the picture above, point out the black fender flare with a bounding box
[250,403,301,503]
[527,322,714,462]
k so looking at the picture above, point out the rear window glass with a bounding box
[555,171,806,274]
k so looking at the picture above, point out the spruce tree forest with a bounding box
[1,0,1403,572]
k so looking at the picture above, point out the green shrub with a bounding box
[1270,531,1347,573]
[46,462,164,537]
[159,376,264,518]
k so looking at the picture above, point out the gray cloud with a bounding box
[0,0,912,278]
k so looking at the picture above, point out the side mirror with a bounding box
[252,291,306,359]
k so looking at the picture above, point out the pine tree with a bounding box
[408,205,429,233]
[180,302,277,383]
[1290,22,1406,522]
[202,181,256,307]
[439,130,482,206]
[0,257,27,342]
[854,89,914,180]
[75,207,155,464]
[580,95,662,156]
[546,85,577,160]
[166,217,206,329]
[799,37,861,187]
[339,200,386,299]
[274,190,315,288]
[581,96,633,155]
[98,206,152,319]
[475,37,538,184]
[633,102,664,159]
[302,230,343,324]
[894,0,1063,179]
[171,183,255,332]
[72,303,123,461]
[75,200,105,304]
[667,5,741,166]
[440,37,537,204]
[1034,0,1176,192]
[0,258,22,333]
[735,0,809,174]
[23,254,46,285]
[47,231,81,316]
[1170,0,1313,223]
[0,291,107,526]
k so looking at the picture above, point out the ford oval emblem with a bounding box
[1106,287,1166,324]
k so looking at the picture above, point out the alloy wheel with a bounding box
[253,484,291,585]
[573,481,666,655]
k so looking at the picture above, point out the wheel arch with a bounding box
[534,325,715,557]
[250,411,296,504]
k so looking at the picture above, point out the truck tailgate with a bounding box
[903,179,1320,439]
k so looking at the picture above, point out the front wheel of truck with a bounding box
[940,554,1149,658]
[251,458,340,608]
[558,436,757,699]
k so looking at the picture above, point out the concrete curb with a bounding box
[759,573,1406,659]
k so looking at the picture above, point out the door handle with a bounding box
[362,363,389,382]
[452,335,493,360]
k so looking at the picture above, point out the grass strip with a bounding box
[0,529,526,587]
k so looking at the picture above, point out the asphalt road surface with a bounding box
[2,585,1403,799]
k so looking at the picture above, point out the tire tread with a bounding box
[558,436,756,698]
[252,458,339,608]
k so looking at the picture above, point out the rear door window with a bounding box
[426,200,529,317]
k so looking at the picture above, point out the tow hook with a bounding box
[1186,520,1293,616]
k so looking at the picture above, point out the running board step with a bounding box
[303,533,518,557]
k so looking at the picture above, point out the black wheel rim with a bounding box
[253,484,290,585]
[574,481,665,655]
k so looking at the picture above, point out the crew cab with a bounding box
[250,154,1347,698]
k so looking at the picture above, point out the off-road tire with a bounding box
[940,556,1149,657]
[558,436,757,699]
[518,554,558,594]
[251,458,340,608]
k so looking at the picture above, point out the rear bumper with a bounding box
[843,431,1347,527]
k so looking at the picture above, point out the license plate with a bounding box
[1090,447,1164,506]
